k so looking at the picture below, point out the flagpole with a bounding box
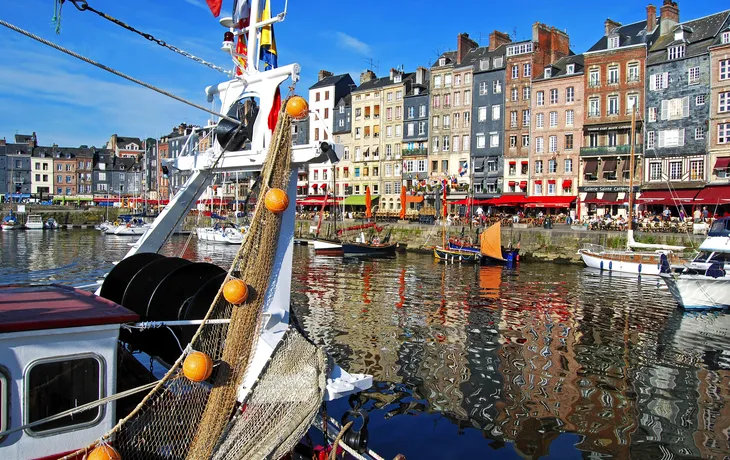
[247,0,260,71]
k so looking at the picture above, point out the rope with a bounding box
[66,0,232,76]
[0,19,240,124]
[329,421,353,460]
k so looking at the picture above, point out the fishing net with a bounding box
[61,96,329,460]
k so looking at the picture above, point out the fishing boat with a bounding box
[661,217,730,310]
[434,183,481,263]
[312,167,343,255]
[0,2,377,459]
[44,217,60,229]
[1,213,19,231]
[577,107,689,275]
[25,214,44,229]
[341,187,398,257]
[479,222,519,265]
[196,215,245,244]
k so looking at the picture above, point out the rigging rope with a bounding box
[0,19,240,125]
[65,0,232,76]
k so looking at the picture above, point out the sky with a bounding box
[0,0,724,147]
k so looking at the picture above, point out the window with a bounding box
[407,123,415,136]
[419,104,426,117]
[57,187,62,195]
[690,160,704,180]
[510,111,518,128]
[722,60,730,80]
[432,137,439,151]
[696,127,705,140]
[453,136,460,152]
[523,86,531,100]
[548,159,557,173]
[522,135,530,147]
[565,87,574,103]
[493,80,502,93]
[535,160,543,173]
[443,115,450,128]
[454,113,460,128]
[315,92,320,102]
[668,45,685,60]
[489,132,499,147]
[650,162,662,181]
[479,81,488,95]
[566,110,574,126]
[524,64,531,77]
[478,106,487,122]
[56,175,62,183]
[608,95,619,115]
[608,36,619,49]
[719,123,730,144]
[465,73,471,84]
[386,126,393,137]
[510,135,517,147]
[688,67,700,85]
[608,66,619,84]
[589,98,600,117]
[492,105,501,120]
[462,135,469,150]
[396,90,403,100]
[669,161,682,181]
[723,31,730,44]
[659,128,685,147]
[98,172,106,181]
[443,136,450,151]
[549,136,557,153]
[35,174,40,181]
[324,108,329,119]
[487,160,497,172]
[386,107,392,121]
[433,95,440,108]
[544,68,552,78]
[696,95,705,106]
[432,116,439,128]
[536,113,544,128]
[464,90,470,104]
[627,63,640,82]
[537,91,545,106]
[663,97,689,120]
[549,89,558,104]
[454,92,461,106]
[522,109,530,127]
[476,133,486,148]
[565,134,574,150]
[506,43,533,56]
[647,131,655,149]
[534,183,543,195]
[549,112,557,127]
[589,69,600,87]
[464,112,470,127]
[396,106,402,119]
[720,92,730,113]
[66,176,72,183]
[608,131,617,146]
[511,88,518,101]
[512,65,519,78]
[536,137,544,153]
[649,107,657,122]
[565,158,573,173]
[418,121,426,135]
[57,164,62,171]
[650,72,670,90]
[26,355,103,434]
[444,75,452,87]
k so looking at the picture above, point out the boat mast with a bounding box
[627,105,636,250]
[332,163,337,239]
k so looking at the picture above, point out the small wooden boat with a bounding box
[479,222,519,265]
[434,246,482,263]
[342,241,397,257]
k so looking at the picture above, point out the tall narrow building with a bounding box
[708,17,730,191]
[380,68,413,210]
[401,66,430,212]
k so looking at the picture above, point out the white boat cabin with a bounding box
[0,285,138,459]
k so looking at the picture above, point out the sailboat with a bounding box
[312,163,344,255]
[341,186,397,257]
[577,106,689,275]
[479,222,519,265]
[434,183,481,263]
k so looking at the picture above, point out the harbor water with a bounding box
[2,230,730,458]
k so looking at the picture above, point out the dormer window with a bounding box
[544,68,552,78]
[493,56,503,67]
[608,36,619,49]
[439,58,446,66]
[566,64,575,75]
[723,31,730,44]
[480,59,489,71]
[394,74,402,83]
[668,45,685,60]
[674,29,684,41]
[414,87,420,95]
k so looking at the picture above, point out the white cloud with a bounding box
[183,0,209,10]
[334,32,371,56]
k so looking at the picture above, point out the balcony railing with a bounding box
[580,144,644,156]
[402,148,428,156]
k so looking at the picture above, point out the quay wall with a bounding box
[295,220,705,264]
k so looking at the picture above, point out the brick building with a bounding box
[709,23,730,184]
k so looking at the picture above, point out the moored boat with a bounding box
[44,217,60,229]
[1,213,19,231]
[25,214,44,230]
[196,216,245,244]
[434,245,482,263]
[342,241,397,257]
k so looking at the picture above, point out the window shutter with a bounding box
[658,130,665,148]
[650,74,657,91]
[662,72,669,89]
[661,100,669,120]
[682,96,689,117]
[678,128,685,146]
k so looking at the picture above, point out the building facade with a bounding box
[53,151,76,197]
[5,144,32,198]
[401,67,430,210]
[75,148,94,196]
[333,94,352,199]
[530,55,585,199]
[350,70,387,197]
[709,23,730,182]
[30,149,53,199]
[106,134,144,159]
[379,68,412,208]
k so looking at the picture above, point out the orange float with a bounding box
[264,188,289,213]
[88,444,121,460]
[183,351,214,382]
[223,278,249,304]
[285,96,308,120]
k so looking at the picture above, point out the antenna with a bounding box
[363,58,379,72]
[477,32,488,46]
[511,27,518,41]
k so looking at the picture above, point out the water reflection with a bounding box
[2,231,730,458]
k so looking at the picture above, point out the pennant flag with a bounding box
[235,34,247,75]
[232,0,251,27]
[458,161,468,176]
[205,0,222,17]
[259,0,278,70]
[268,86,281,131]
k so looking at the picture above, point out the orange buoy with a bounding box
[285,96,308,120]
[264,188,289,213]
[183,351,214,382]
[88,444,121,460]
[223,278,249,304]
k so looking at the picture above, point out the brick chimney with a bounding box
[660,0,679,35]
[30,132,37,149]
[605,18,622,36]
[489,30,512,51]
[360,70,376,85]
[647,4,657,32]
[318,70,333,82]
[415,66,427,85]
[456,33,478,65]
[0,137,5,146]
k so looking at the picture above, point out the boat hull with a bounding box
[196,228,244,244]
[313,239,343,256]
[578,249,663,275]
[434,247,481,263]
[662,274,730,310]
[342,242,397,258]
[25,223,44,230]
[481,249,519,265]
[1,224,19,231]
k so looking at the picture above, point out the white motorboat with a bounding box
[25,214,44,230]
[196,222,245,244]
[105,218,150,236]
[1,213,19,231]
[661,217,730,310]
[43,217,60,229]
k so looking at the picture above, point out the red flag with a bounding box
[268,86,281,131]
[235,35,247,76]
[205,0,222,17]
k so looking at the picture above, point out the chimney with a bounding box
[0,137,5,146]
[30,132,37,148]
[660,0,679,34]
[605,18,622,36]
[489,30,512,51]
[318,70,333,82]
[389,68,396,80]
[360,70,376,85]
[415,66,427,85]
[456,33,478,65]
[647,4,657,32]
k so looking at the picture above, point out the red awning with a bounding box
[694,185,730,205]
[483,195,528,206]
[509,161,516,165]
[548,179,556,184]
[296,196,343,206]
[521,161,529,165]
[508,181,516,186]
[534,180,542,184]
[636,189,700,206]
[406,195,424,203]
[519,181,527,188]
[523,195,577,208]
[562,180,572,188]
[713,157,730,170]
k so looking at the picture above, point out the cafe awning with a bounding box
[343,195,380,206]
[583,192,625,206]
[694,185,730,205]
[484,195,528,207]
[636,189,700,206]
[584,160,598,175]
[713,157,730,170]
[523,195,577,208]
[296,196,344,206]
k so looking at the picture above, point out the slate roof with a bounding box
[309,73,355,90]
[648,10,730,65]
[431,51,457,68]
[14,134,34,144]
[116,136,144,149]
[354,72,414,93]
[466,45,509,74]
[336,93,352,107]
[586,19,659,53]
[533,54,585,81]
[406,78,429,97]
[4,143,31,155]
